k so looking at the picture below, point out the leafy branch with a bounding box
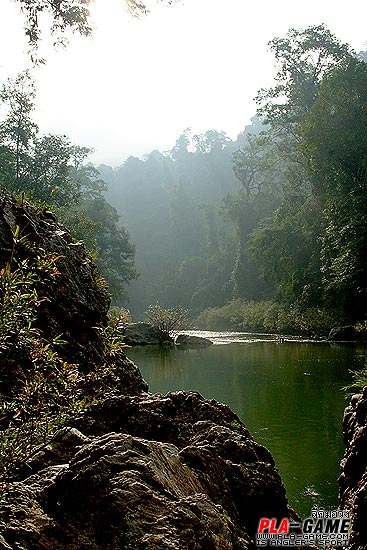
[145,302,191,343]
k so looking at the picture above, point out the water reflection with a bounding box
[126,337,366,518]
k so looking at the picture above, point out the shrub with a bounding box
[195,299,339,337]
[0,243,127,481]
[145,303,191,343]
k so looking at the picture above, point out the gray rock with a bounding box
[123,322,172,345]
[175,333,213,348]
[339,388,367,549]
[0,391,312,550]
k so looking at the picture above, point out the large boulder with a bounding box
[175,333,213,348]
[0,391,311,550]
[122,322,170,346]
[339,387,367,550]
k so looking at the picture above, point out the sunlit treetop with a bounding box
[14,0,176,61]
[15,0,93,54]
[255,24,354,131]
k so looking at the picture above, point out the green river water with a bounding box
[125,332,366,518]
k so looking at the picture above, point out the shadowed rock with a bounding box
[0,391,310,549]
[339,387,367,549]
[123,322,168,346]
[175,333,213,348]
[0,194,110,368]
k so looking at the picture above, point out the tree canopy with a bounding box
[0,71,137,305]
[98,24,367,333]
[15,0,176,59]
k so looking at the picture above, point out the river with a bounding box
[125,331,366,518]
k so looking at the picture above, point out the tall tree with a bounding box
[256,24,353,136]
[78,197,138,304]
[0,72,137,305]
[0,71,38,183]
[301,58,367,318]
[223,119,282,299]
[245,26,355,309]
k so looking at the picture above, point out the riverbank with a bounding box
[194,299,367,341]
[127,337,365,518]
[1,194,366,549]
[0,194,312,549]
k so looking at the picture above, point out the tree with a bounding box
[192,130,231,155]
[301,58,367,318]
[26,134,82,206]
[0,72,138,306]
[244,26,355,311]
[232,133,282,201]
[222,119,282,300]
[0,146,15,189]
[145,303,191,343]
[16,0,92,55]
[0,71,38,183]
[249,192,323,305]
[80,197,138,305]
[15,0,177,58]
[256,24,353,136]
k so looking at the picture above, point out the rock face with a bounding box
[339,387,367,550]
[0,194,110,368]
[0,194,147,395]
[0,391,306,550]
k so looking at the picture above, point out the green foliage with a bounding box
[145,303,191,343]
[0,261,43,359]
[109,306,132,322]
[0,72,137,306]
[195,299,338,337]
[14,0,178,62]
[103,128,238,314]
[249,192,323,304]
[83,198,138,305]
[0,250,82,479]
[59,208,100,256]
[301,58,367,318]
[0,71,38,183]
[343,369,367,396]
[195,299,250,331]
[219,24,366,329]
[25,134,84,207]
[0,244,129,481]
[256,24,353,132]
[342,346,367,395]
[15,0,92,61]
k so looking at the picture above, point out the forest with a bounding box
[2,5,367,548]
[1,24,367,337]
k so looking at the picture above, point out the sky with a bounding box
[0,0,366,166]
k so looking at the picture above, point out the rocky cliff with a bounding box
[339,388,367,550]
[0,193,313,549]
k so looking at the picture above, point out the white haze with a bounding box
[0,0,366,166]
